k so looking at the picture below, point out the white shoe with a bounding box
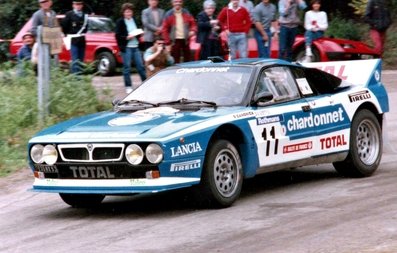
[306,47,313,57]
[125,87,133,93]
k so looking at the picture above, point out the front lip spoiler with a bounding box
[31,177,200,194]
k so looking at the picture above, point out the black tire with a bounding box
[333,109,382,177]
[293,46,320,63]
[195,140,243,208]
[59,193,105,208]
[96,51,116,76]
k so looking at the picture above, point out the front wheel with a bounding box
[59,193,105,208]
[195,140,243,208]
[96,51,116,76]
[333,109,382,177]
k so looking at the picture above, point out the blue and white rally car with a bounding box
[28,58,389,208]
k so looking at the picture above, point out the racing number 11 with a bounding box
[262,126,279,156]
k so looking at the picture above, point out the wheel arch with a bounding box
[207,123,259,179]
[356,102,384,129]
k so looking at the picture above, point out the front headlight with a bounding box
[146,144,163,164]
[42,145,58,165]
[125,144,144,165]
[30,144,44,164]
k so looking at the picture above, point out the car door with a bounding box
[291,67,351,158]
[249,66,316,169]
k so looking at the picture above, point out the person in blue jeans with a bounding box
[61,1,88,74]
[278,0,307,61]
[115,3,147,93]
[253,0,276,58]
[304,0,328,59]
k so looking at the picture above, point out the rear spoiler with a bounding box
[302,59,382,87]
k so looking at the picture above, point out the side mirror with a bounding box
[253,91,273,105]
[112,99,120,106]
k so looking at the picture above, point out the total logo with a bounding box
[170,142,202,157]
[320,134,347,150]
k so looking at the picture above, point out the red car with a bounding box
[191,32,380,62]
[10,15,122,76]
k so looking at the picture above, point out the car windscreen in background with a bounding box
[88,17,115,33]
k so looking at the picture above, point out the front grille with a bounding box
[58,143,125,162]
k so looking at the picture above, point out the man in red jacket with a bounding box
[218,0,251,59]
[162,0,197,63]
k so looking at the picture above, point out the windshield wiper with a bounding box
[157,98,217,107]
[117,99,158,107]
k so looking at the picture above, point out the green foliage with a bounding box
[349,0,368,16]
[0,65,112,176]
[325,15,366,41]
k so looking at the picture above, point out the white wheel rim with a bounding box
[356,119,380,165]
[213,149,240,198]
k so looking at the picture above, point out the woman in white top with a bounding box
[304,0,328,57]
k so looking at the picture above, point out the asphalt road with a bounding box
[0,71,396,253]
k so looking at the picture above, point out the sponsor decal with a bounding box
[256,114,284,125]
[320,134,347,150]
[283,141,313,154]
[129,179,146,186]
[348,90,371,102]
[170,159,201,172]
[70,166,116,179]
[315,65,348,80]
[233,111,255,119]
[170,142,202,157]
[176,67,230,74]
[287,107,345,132]
[34,164,58,173]
[108,113,160,126]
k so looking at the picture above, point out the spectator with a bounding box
[144,36,174,77]
[218,0,251,59]
[364,0,392,57]
[304,0,328,60]
[30,0,57,37]
[239,0,254,16]
[141,0,165,51]
[61,1,88,74]
[16,32,35,76]
[278,0,307,61]
[162,0,197,63]
[115,3,147,94]
[196,0,221,60]
[253,0,277,58]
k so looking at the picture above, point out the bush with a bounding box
[325,15,366,41]
[0,65,112,176]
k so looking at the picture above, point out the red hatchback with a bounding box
[10,15,122,76]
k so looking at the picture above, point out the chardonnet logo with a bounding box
[287,107,345,132]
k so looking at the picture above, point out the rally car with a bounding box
[28,58,389,208]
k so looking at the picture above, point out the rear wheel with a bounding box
[195,140,243,208]
[59,193,105,208]
[333,109,382,177]
[96,51,116,76]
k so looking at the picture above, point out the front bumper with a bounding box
[32,177,200,194]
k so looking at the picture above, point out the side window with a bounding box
[260,66,300,102]
[291,67,316,97]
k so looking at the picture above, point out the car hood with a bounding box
[30,106,243,143]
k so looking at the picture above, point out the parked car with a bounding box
[191,32,380,62]
[27,58,388,208]
[9,15,122,76]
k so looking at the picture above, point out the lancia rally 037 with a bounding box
[28,58,389,208]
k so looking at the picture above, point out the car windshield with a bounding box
[88,17,115,32]
[123,66,253,106]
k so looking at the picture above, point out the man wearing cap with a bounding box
[17,32,36,76]
[62,1,88,74]
[30,0,57,37]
